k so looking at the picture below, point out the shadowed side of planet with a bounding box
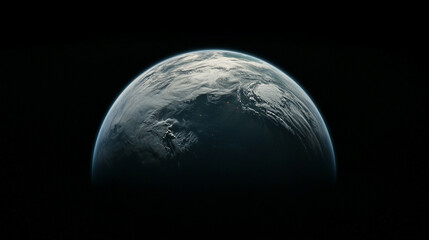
[91,50,336,194]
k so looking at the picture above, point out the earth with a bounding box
[92,50,335,192]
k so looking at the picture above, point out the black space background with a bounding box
[1,31,428,239]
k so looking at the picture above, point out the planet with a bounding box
[92,50,335,192]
